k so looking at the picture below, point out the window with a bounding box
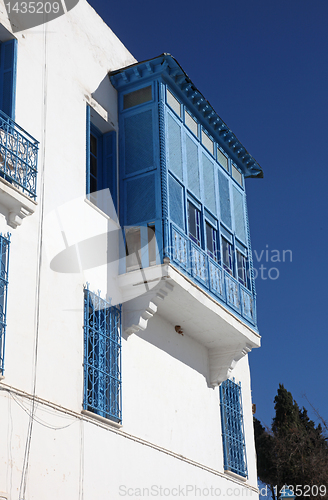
[185,110,198,137]
[217,148,229,172]
[123,86,152,110]
[0,233,10,376]
[125,225,158,272]
[188,201,201,246]
[83,286,122,423]
[220,378,247,478]
[236,248,247,287]
[0,39,17,119]
[232,164,243,187]
[86,106,117,214]
[206,222,217,261]
[166,88,181,117]
[201,130,214,156]
[221,235,233,274]
[125,226,141,272]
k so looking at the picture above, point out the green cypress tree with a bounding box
[254,384,328,499]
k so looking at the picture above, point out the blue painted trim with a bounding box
[86,105,90,195]
[220,379,248,478]
[0,233,10,376]
[83,285,122,423]
[110,54,263,179]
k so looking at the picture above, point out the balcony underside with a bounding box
[119,263,261,386]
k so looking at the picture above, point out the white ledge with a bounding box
[224,470,247,482]
[0,177,37,228]
[81,409,122,429]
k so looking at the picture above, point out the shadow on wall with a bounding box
[124,311,211,387]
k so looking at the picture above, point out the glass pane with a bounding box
[217,148,228,171]
[185,111,198,136]
[222,236,233,274]
[125,227,141,271]
[232,164,243,186]
[207,224,218,261]
[237,251,247,286]
[90,175,97,194]
[90,134,97,156]
[90,155,97,177]
[166,88,181,117]
[201,130,214,155]
[148,225,156,266]
[188,202,201,246]
[123,86,152,109]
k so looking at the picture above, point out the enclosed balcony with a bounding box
[110,55,262,383]
[0,111,39,227]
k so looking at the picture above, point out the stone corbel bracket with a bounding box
[123,280,174,336]
[0,177,37,228]
[209,343,252,386]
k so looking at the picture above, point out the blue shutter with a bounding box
[232,186,246,243]
[103,130,117,208]
[124,110,154,175]
[186,134,200,198]
[125,173,156,225]
[218,169,232,229]
[167,114,183,180]
[0,39,17,119]
[168,174,184,230]
[202,153,216,215]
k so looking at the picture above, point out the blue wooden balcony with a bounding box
[0,111,38,200]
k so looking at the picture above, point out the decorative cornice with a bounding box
[109,54,263,179]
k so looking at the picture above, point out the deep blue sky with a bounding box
[87,0,328,431]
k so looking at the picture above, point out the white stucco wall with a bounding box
[0,1,259,498]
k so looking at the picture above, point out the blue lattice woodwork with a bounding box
[0,233,10,376]
[220,378,247,478]
[83,286,122,423]
[110,54,262,330]
[0,111,38,199]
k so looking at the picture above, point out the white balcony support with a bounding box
[0,176,37,228]
[118,263,260,386]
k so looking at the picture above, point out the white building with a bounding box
[0,1,262,499]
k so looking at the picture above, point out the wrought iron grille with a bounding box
[83,286,122,423]
[0,233,10,376]
[0,111,38,199]
[219,378,247,478]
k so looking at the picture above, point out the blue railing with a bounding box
[169,223,256,327]
[0,111,38,200]
[0,233,10,376]
[83,285,122,423]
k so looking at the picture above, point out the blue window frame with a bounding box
[83,286,122,423]
[0,39,17,120]
[86,106,117,213]
[220,378,247,478]
[0,233,10,376]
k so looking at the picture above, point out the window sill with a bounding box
[81,409,122,429]
[0,176,37,228]
[84,197,120,227]
[224,470,247,482]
